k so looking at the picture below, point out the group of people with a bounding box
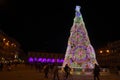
[63,63,100,80]
[43,63,60,80]
[42,63,100,80]
[43,63,71,80]
[0,61,12,71]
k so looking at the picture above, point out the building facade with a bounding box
[27,51,65,65]
[0,30,24,63]
[96,40,120,69]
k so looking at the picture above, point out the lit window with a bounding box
[100,50,103,53]
[106,50,109,53]
[5,42,9,46]
[3,38,6,41]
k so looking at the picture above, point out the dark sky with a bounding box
[0,0,120,53]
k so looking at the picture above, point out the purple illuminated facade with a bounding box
[28,57,64,63]
[27,52,64,64]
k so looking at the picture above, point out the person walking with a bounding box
[93,63,100,80]
[53,63,59,80]
[64,64,71,79]
[0,62,3,71]
[43,64,49,78]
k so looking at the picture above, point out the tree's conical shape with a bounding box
[62,5,98,69]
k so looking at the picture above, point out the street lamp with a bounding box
[3,38,6,41]
[106,50,110,53]
[99,50,103,53]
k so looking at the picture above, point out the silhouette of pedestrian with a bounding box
[7,61,11,71]
[43,64,49,78]
[93,63,100,80]
[53,63,59,80]
[64,64,71,79]
[0,62,3,71]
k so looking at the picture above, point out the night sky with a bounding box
[0,0,120,53]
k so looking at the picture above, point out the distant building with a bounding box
[96,40,120,68]
[0,30,24,63]
[28,51,65,65]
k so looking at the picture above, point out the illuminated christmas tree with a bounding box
[62,6,98,69]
